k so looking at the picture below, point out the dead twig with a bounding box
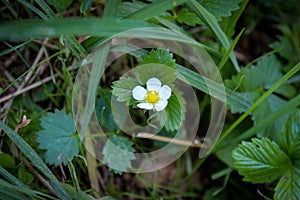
[136,132,203,148]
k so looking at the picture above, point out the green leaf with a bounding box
[159,88,186,132]
[63,184,94,200]
[46,0,73,12]
[279,110,300,163]
[225,55,293,138]
[96,92,118,131]
[252,94,289,140]
[176,8,202,26]
[232,137,291,183]
[102,135,135,174]
[241,55,283,91]
[275,167,300,200]
[37,109,79,166]
[116,1,145,18]
[139,49,176,68]
[112,77,139,103]
[0,153,15,168]
[270,25,300,70]
[135,63,177,86]
[17,166,34,185]
[198,0,243,21]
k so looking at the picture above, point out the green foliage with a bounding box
[198,0,243,21]
[275,167,300,200]
[37,109,79,166]
[139,49,176,68]
[225,55,295,139]
[270,25,300,71]
[233,110,300,199]
[46,0,73,12]
[102,135,136,174]
[279,110,300,163]
[232,137,291,183]
[0,153,15,168]
[17,166,34,185]
[176,8,202,26]
[134,64,177,86]
[156,88,186,132]
[176,0,243,26]
[112,77,139,103]
[96,92,118,132]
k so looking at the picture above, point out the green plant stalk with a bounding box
[216,62,300,146]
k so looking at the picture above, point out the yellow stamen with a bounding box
[145,90,160,104]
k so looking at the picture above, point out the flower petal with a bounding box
[137,103,153,110]
[159,85,171,100]
[147,78,161,91]
[132,86,147,100]
[154,100,168,111]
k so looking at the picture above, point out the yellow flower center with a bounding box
[145,90,160,104]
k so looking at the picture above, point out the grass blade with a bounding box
[187,0,240,72]
[217,62,300,144]
[0,19,154,42]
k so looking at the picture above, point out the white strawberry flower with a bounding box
[132,78,172,112]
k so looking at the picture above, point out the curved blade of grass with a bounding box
[17,0,48,19]
[175,64,252,111]
[0,121,71,200]
[0,179,57,200]
[217,61,300,145]
[0,19,155,42]
[215,94,300,151]
[218,28,245,71]
[0,39,33,57]
[0,166,26,187]
[187,0,240,72]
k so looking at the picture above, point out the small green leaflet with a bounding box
[178,0,242,25]
[232,137,291,183]
[37,109,79,166]
[134,63,177,86]
[139,49,176,68]
[279,110,300,162]
[176,8,203,26]
[112,77,139,103]
[275,167,300,200]
[102,135,135,174]
[156,88,186,132]
[198,0,243,21]
[270,25,300,71]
